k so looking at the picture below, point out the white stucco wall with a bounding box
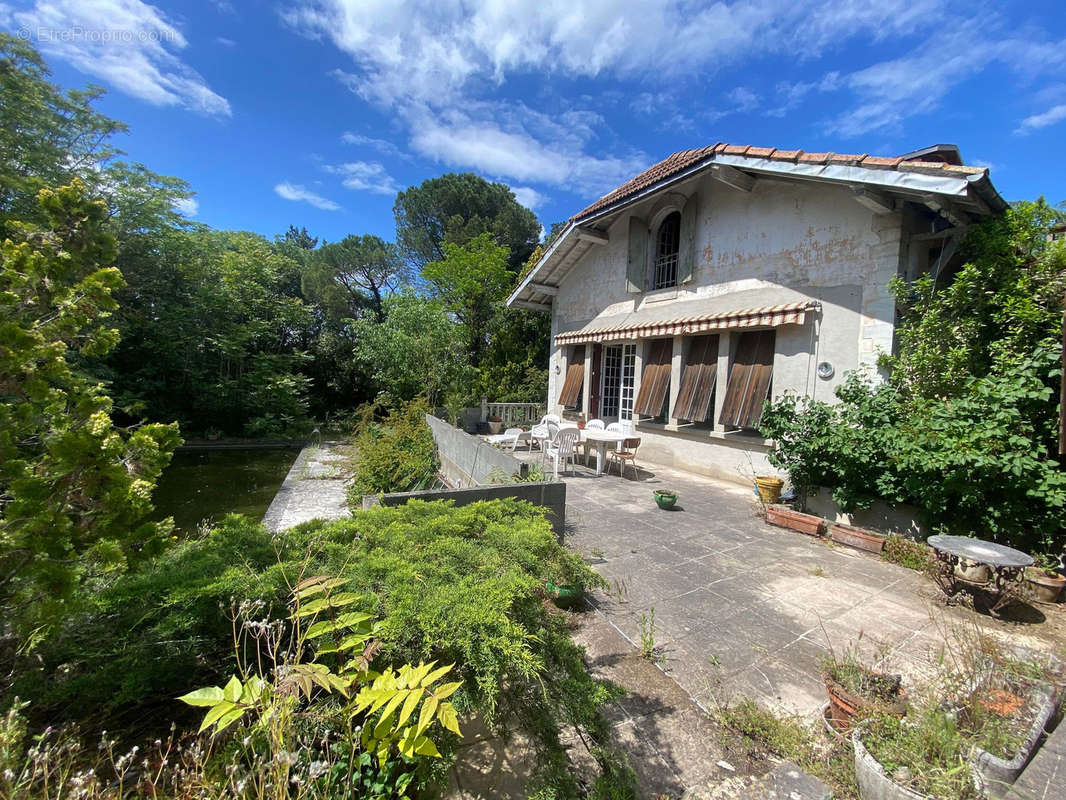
[547,172,905,483]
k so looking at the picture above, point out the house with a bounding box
[506,143,1006,482]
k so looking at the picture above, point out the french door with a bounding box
[600,343,636,421]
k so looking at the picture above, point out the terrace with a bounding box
[456,439,1066,796]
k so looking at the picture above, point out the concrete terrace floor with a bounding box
[509,445,1062,722]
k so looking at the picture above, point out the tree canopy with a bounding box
[394,172,541,272]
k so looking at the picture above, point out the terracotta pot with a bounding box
[755,476,784,504]
[829,522,885,554]
[765,505,824,536]
[1026,568,1066,604]
[824,673,906,733]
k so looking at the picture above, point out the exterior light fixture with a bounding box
[816,361,835,380]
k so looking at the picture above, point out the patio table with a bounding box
[580,429,629,476]
[927,534,1033,612]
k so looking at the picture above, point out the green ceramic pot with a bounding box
[653,490,679,510]
[546,580,585,609]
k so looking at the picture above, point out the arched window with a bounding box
[652,211,680,289]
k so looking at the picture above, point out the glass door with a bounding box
[600,343,636,422]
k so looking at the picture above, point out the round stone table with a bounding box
[927,534,1033,612]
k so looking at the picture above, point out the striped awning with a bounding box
[554,300,819,346]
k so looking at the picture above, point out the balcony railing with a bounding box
[481,400,544,427]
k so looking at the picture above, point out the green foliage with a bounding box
[303,234,406,322]
[347,400,439,503]
[882,535,934,572]
[393,173,540,272]
[763,206,1066,554]
[351,293,472,407]
[107,228,316,436]
[860,708,980,799]
[0,182,180,632]
[422,233,514,367]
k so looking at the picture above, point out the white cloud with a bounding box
[173,196,198,216]
[827,24,1066,137]
[214,37,236,47]
[1016,104,1066,135]
[324,161,400,195]
[766,72,840,117]
[274,182,341,211]
[404,104,646,195]
[285,0,945,194]
[340,131,408,159]
[12,0,230,116]
[510,185,546,210]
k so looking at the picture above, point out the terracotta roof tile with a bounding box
[859,155,904,167]
[830,153,868,164]
[569,143,987,222]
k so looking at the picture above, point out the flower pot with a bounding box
[487,420,503,434]
[1026,568,1066,604]
[824,673,906,733]
[754,476,784,504]
[545,580,584,609]
[765,505,824,536]
[852,730,985,800]
[828,522,885,554]
[955,559,991,584]
[653,490,679,510]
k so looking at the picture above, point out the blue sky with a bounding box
[3,0,1065,245]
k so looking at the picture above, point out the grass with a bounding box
[711,698,858,798]
[882,534,934,572]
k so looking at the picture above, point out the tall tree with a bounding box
[0,182,181,632]
[303,234,404,322]
[422,233,513,367]
[393,173,540,272]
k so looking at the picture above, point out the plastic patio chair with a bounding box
[547,428,580,478]
[502,427,523,452]
[580,419,605,463]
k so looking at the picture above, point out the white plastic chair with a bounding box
[502,427,523,452]
[580,419,605,463]
[547,428,580,478]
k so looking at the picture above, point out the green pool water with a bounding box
[152,447,298,536]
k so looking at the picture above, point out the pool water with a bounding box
[152,448,298,536]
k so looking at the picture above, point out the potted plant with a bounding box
[765,504,824,536]
[853,708,983,800]
[487,416,504,434]
[653,489,679,510]
[1025,554,1065,604]
[822,650,906,733]
[828,522,886,554]
[545,579,584,609]
[754,475,783,504]
[205,426,221,441]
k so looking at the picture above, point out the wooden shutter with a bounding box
[558,345,585,407]
[674,335,718,422]
[633,339,673,417]
[626,217,648,293]
[678,194,697,285]
[719,331,775,429]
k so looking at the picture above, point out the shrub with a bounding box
[13,499,618,797]
[346,400,439,504]
[882,535,934,572]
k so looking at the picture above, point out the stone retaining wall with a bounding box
[425,413,525,487]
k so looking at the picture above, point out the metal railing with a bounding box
[481,400,544,427]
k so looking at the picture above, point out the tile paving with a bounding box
[512,447,1058,722]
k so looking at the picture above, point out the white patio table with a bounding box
[580,429,629,476]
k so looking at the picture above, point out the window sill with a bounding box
[634,419,771,450]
